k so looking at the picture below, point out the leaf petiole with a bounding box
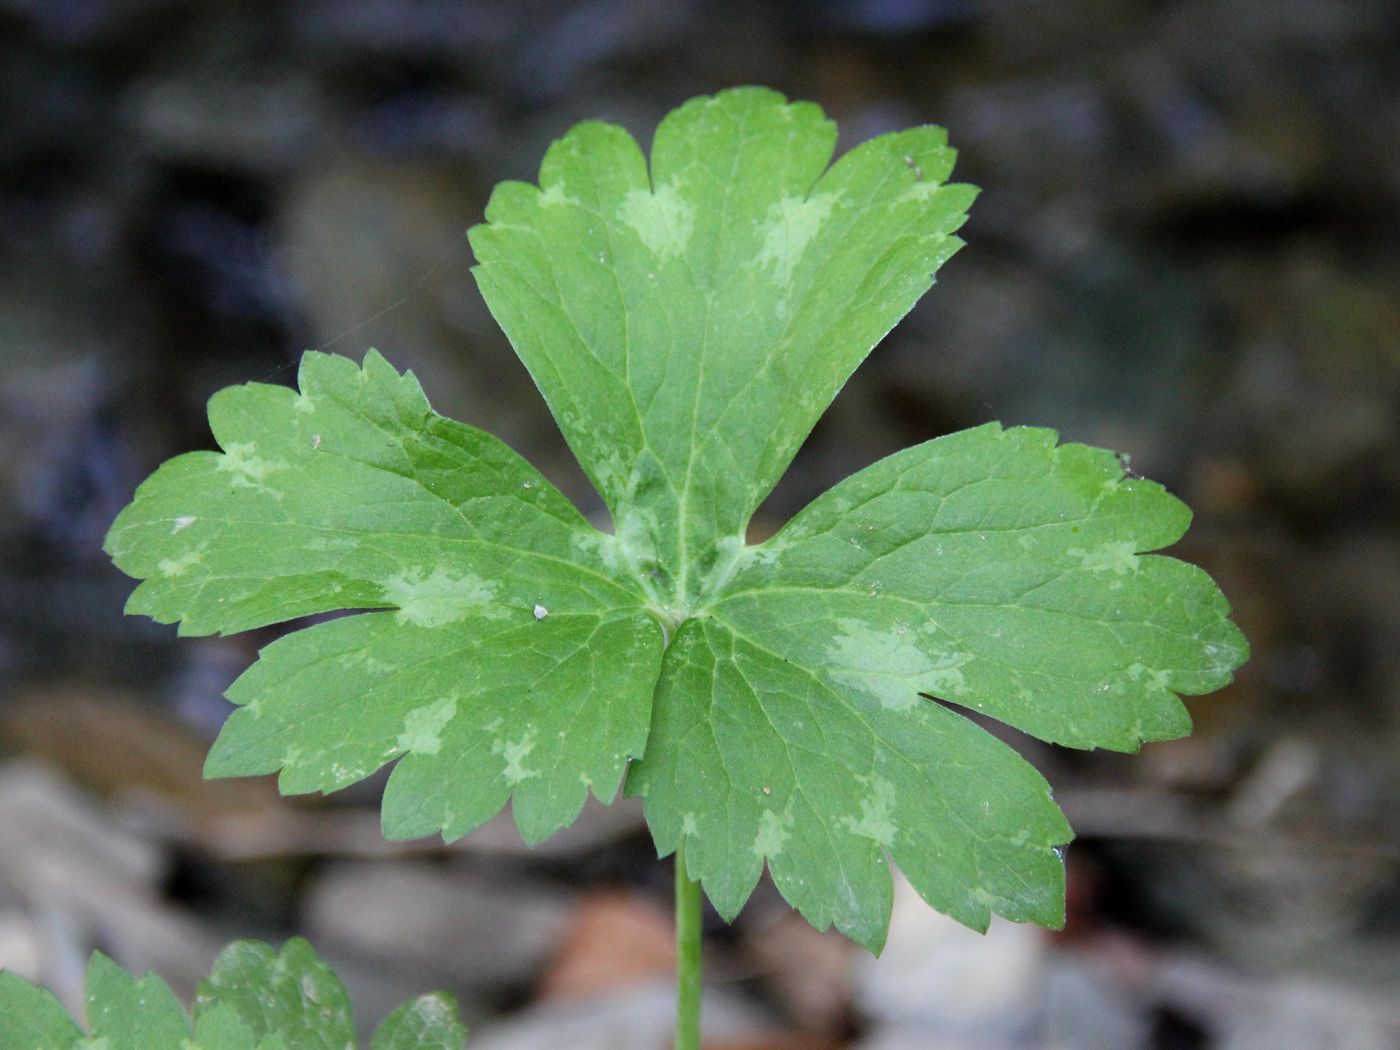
[675,839,703,1050]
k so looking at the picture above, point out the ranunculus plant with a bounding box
[3,87,1246,1050]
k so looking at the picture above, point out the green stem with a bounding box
[675,840,703,1050]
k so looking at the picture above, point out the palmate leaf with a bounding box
[106,87,1246,952]
[0,939,467,1049]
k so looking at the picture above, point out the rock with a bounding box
[742,911,855,1038]
[714,1041,843,1050]
[538,889,676,1001]
[853,1029,1010,1050]
[1217,978,1395,1050]
[0,759,163,899]
[0,759,218,1001]
[0,909,41,983]
[854,872,1046,1042]
[1042,956,1146,1050]
[467,979,779,1050]
[0,255,115,555]
[304,859,571,990]
[501,0,697,102]
[0,682,283,841]
[286,0,514,66]
[126,75,321,173]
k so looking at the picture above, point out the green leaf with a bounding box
[471,85,975,607]
[193,939,354,1049]
[0,971,82,1049]
[369,995,468,1050]
[0,940,464,1050]
[83,953,190,1050]
[107,87,1247,952]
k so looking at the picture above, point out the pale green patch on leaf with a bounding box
[753,807,793,859]
[380,568,500,628]
[617,184,695,260]
[0,940,464,1049]
[107,87,1247,953]
[397,696,458,756]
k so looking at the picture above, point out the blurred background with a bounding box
[1,1,1398,1047]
